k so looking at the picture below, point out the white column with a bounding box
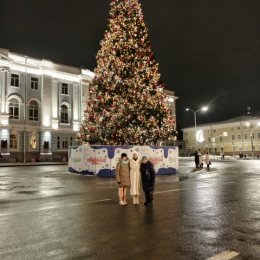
[73,83,79,121]
[51,80,59,129]
[52,80,58,118]
[1,70,8,113]
[41,76,52,127]
[73,83,79,131]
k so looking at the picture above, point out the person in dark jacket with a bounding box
[140,156,156,206]
[194,151,199,168]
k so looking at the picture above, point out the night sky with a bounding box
[0,0,260,130]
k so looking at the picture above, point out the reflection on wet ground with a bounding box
[0,161,260,259]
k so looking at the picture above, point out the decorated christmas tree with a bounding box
[78,0,176,145]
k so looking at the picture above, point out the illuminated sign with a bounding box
[196,129,205,143]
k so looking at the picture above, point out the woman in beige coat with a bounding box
[130,152,141,205]
[116,153,130,206]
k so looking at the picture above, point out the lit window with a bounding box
[60,105,69,124]
[10,134,18,149]
[29,101,39,121]
[11,74,19,87]
[9,98,19,119]
[61,83,68,95]
[31,77,39,90]
[29,133,37,149]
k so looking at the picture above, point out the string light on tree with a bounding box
[78,0,176,145]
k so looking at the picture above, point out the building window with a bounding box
[213,129,216,132]
[61,83,68,95]
[43,141,49,149]
[237,127,240,130]
[238,134,241,140]
[31,77,39,90]
[10,134,18,149]
[29,101,39,121]
[57,137,60,149]
[11,74,19,87]
[9,98,19,119]
[62,140,68,149]
[60,105,69,124]
[232,135,235,141]
[252,133,255,139]
[70,137,73,146]
[1,140,8,149]
[244,134,247,140]
[258,133,260,139]
[220,136,223,142]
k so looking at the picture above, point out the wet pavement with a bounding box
[1,160,260,259]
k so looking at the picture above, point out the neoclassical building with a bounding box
[0,48,177,162]
[183,115,260,156]
[0,48,93,162]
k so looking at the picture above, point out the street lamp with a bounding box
[186,106,209,150]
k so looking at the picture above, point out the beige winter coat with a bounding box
[116,160,130,187]
[204,154,210,165]
[130,159,141,196]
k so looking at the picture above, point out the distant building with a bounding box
[0,48,177,162]
[183,115,260,156]
[164,89,178,127]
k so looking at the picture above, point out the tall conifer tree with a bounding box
[78,0,176,145]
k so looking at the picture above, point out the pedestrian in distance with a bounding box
[194,150,199,168]
[130,152,141,205]
[116,153,130,206]
[204,152,211,170]
[140,156,156,206]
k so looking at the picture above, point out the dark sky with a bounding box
[0,0,260,129]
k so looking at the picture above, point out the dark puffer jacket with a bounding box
[140,161,156,192]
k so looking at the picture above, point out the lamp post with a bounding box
[186,106,208,151]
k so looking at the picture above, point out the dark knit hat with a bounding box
[121,153,127,157]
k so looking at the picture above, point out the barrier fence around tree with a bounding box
[68,145,179,177]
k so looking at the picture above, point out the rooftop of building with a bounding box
[0,48,94,81]
[183,114,260,130]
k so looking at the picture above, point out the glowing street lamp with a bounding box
[186,106,209,150]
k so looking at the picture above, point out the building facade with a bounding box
[0,48,177,162]
[0,48,93,162]
[183,116,260,156]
